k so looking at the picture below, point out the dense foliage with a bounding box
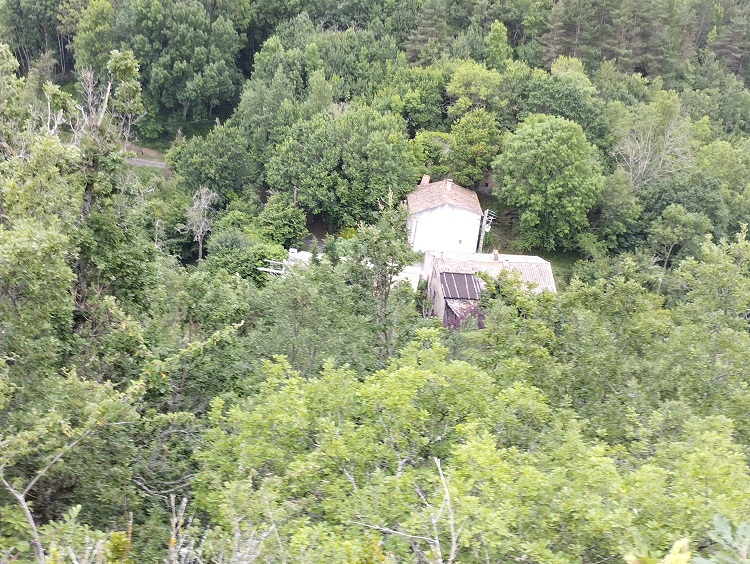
[2,0,750,562]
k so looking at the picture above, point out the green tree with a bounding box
[204,229,286,287]
[648,204,712,270]
[341,205,418,364]
[640,168,727,237]
[592,60,652,105]
[0,221,73,374]
[72,0,115,76]
[233,63,301,184]
[373,64,450,133]
[406,0,449,64]
[681,54,750,137]
[193,320,750,563]
[0,0,69,72]
[0,43,30,150]
[524,57,612,155]
[300,68,333,119]
[625,413,750,554]
[411,130,451,180]
[586,169,642,254]
[445,59,504,119]
[446,108,502,187]
[0,372,141,562]
[697,140,750,233]
[254,193,308,249]
[493,113,605,250]
[541,0,607,65]
[250,263,379,375]
[266,107,419,228]
[167,125,254,205]
[104,49,147,143]
[120,0,243,121]
[484,20,513,69]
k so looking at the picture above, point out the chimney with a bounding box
[493,249,499,261]
[446,178,453,191]
[420,174,431,185]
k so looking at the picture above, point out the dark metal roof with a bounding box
[440,272,481,300]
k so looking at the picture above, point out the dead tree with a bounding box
[349,458,466,564]
[181,187,218,261]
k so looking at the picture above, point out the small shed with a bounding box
[432,272,484,328]
[406,176,483,254]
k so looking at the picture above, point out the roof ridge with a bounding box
[406,178,482,216]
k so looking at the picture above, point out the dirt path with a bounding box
[124,142,168,169]
[126,157,168,169]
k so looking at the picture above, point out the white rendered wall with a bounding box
[409,205,482,254]
[427,266,446,320]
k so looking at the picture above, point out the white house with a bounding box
[406,176,483,254]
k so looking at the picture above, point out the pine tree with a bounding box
[406,0,449,64]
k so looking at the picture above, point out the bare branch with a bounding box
[347,520,437,545]
[263,495,287,564]
[435,458,461,564]
[0,476,44,563]
[22,428,94,498]
[182,187,218,261]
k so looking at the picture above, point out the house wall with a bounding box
[476,172,497,195]
[444,306,460,328]
[427,266,447,321]
[409,205,483,254]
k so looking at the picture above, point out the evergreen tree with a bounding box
[406,0,449,64]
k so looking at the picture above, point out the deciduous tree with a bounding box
[254,193,308,249]
[493,113,605,250]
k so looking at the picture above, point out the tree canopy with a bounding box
[494,113,605,250]
[2,0,750,561]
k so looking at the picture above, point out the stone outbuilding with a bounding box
[424,250,557,327]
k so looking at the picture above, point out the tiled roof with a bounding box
[407,179,482,216]
[428,251,557,294]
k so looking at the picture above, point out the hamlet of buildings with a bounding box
[268,175,558,327]
[405,176,557,327]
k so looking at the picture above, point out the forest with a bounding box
[3,0,750,561]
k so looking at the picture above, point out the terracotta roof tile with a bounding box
[407,179,482,216]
